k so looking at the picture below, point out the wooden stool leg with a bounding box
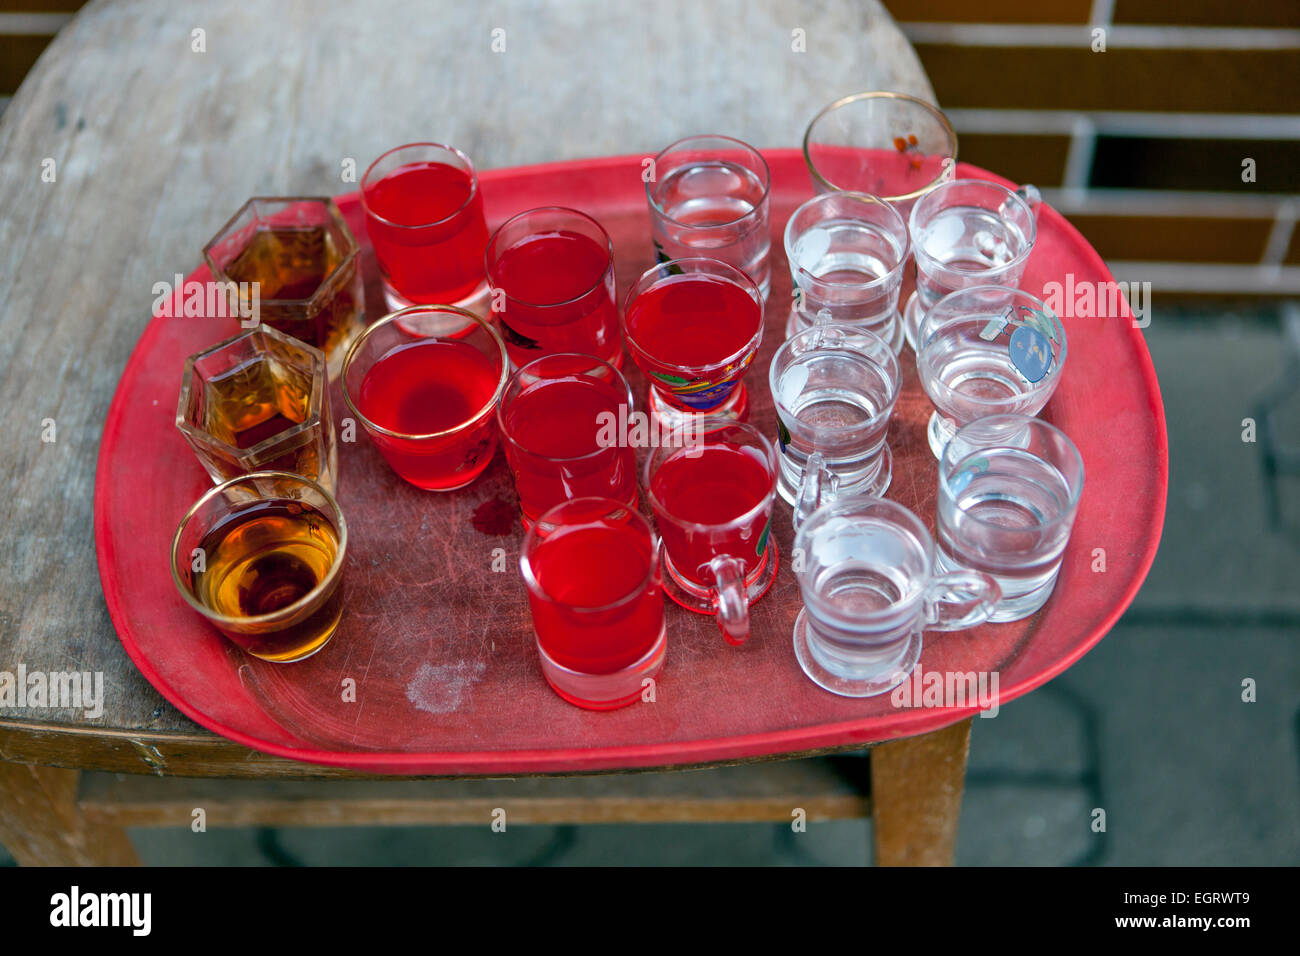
[0,762,139,866]
[870,718,972,866]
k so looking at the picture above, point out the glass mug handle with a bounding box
[1014,183,1041,219]
[923,569,1002,631]
[708,554,750,646]
[794,451,839,529]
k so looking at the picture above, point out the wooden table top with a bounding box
[0,0,933,777]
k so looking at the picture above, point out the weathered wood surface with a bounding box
[0,0,933,774]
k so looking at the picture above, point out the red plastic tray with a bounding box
[94,151,1167,774]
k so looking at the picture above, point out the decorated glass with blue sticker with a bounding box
[916,286,1067,458]
[937,415,1084,622]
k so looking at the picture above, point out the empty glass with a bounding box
[936,415,1084,622]
[904,178,1041,351]
[769,324,900,528]
[792,495,1000,698]
[916,286,1067,458]
[803,91,957,217]
[783,192,911,352]
[646,135,772,300]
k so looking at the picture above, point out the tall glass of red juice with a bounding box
[520,497,666,710]
[361,143,490,313]
[497,353,637,530]
[341,305,508,491]
[646,418,779,645]
[485,207,621,369]
[622,258,764,432]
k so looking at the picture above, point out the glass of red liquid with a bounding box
[485,206,621,369]
[622,257,764,432]
[341,305,508,491]
[646,418,779,645]
[361,143,490,313]
[497,353,637,531]
[520,497,666,710]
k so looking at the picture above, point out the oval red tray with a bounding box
[94,151,1168,774]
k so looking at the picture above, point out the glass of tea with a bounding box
[768,323,900,528]
[803,91,958,217]
[646,135,772,300]
[783,191,911,353]
[485,207,621,369]
[361,142,491,313]
[520,497,666,710]
[177,324,338,492]
[341,305,509,491]
[170,470,348,663]
[937,415,1084,622]
[646,418,778,645]
[497,353,637,531]
[904,178,1041,351]
[622,257,764,431]
[792,495,999,697]
[202,196,365,375]
[916,285,1066,458]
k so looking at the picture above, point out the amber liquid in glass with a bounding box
[193,500,343,661]
[198,356,316,475]
[224,225,360,356]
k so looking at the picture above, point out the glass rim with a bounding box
[169,470,348,628]
[938,414,1085,531]
[175,325,327,459]
[519,496,661,613]
[359,142,481,231]
[802,90,959,203]
[644,134,772,228]
[340,304,509,440]
[202,196,360,307]
[484,206,615,309]
[792,492,934,617]
[918,286,1068,405]
[622,258,765,375]
[783,190,911,295]
[909,178,1040,273]
[768,324,900,435]
[643,418,778,533]
[497,353,635,462]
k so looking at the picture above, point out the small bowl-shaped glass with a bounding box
[341,305,509,492]
[176,324,337,493]
[170,471,348,662]
[916,286,1067,458]
[803,91,958,216]
[202,196,365,375]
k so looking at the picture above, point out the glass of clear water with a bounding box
[936,415,1084,622]
[783,192,911,352]
[769,323,900,528]
[646,135,772,300]
[904,178,1041,352]
[792,495,1000,698]
[916,285,1066,458]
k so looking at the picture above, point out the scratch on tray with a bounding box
[405,660,486,715]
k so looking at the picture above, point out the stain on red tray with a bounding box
[471,496,516,536]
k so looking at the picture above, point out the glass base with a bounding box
[661,541,779,615]
[776,444,892,508]
[792,610,921,698]
[382,276,491,317]
[536,624,666,710]
[648,383,749,434]
[926,410,959,459]
[784,307,904,354]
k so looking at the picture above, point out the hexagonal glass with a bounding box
[202,197,365,375]
[176,324,338,492]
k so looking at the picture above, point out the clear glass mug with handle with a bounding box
[769,321,900,529]
[791,495,1000,697]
